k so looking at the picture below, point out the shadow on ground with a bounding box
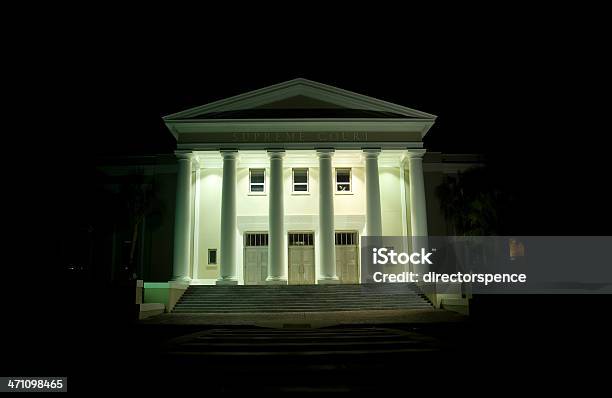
[4,287,612,393]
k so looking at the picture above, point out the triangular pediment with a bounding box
[253,95,343,110]
[163,78,437,121]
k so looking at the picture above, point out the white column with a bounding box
[191,165,201,280]
[364,149,382,237]
[399,160,409,237]
[407,150,428,237]
[266,150,287,284]
[217,150,238,285]
[317,149,338,283]
[408,150,434,302]
[172,152,193,282]
[399,157,411,271]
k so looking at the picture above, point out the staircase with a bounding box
[172,283,432,313]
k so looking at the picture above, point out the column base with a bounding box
[265,277,288,285]
[216,278,238,285]
[318,276,340,285]
[171,276,192,284]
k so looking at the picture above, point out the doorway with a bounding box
[288,232,315,285]
[244,232,268,285]
[335,231,359,284]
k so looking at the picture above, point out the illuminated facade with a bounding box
[161,79,472,287]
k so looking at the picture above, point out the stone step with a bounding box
[175,301,431,306]
[183,286,419,291]
[183,288,419,291]
[173,308,431,311]
[174,303,431,309]
[172,308,431,313]
[171,283,431,313]
[196,334,400,339]
[169,329,437,354]
[179,296,426,301]
[178,295,426,300]
[179,298,424,302]
[178,295,424,300]
[180,291,424,295]
[176,302,427,307]
[174,303,429,311]
[172,308,432,313]
[180,339,427,348]
[177,299,429,304]
[180,292,423,297]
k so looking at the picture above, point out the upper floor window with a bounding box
[292,168,309,193]
[335,168,351,192]
[249,168,265,193]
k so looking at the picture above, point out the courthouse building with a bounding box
[93,79,482,315]
[157,78,477,287]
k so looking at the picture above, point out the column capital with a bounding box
[316,149,335,158]
[362,148,381,159]
[174,150,194,161]
[220,150,239,160]
[267,149,285,159]
[406,149,426,160]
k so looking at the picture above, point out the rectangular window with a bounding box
[289,232,314,246]
[208,249,217,264]
[336,168,351,192]
[292,168,309,192]
[245,233,269,247]
[335,232,358,246]
[249,169,265,193]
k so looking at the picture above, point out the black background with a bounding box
[4,9,611,392]
[23,18,608,237]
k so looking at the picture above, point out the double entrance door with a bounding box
[244,233,268,285]
[288,232,315,285]
[335,231,360,284]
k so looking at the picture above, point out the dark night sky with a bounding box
[44,36,603,163]
[15,17,610,236]
[69,55,550,156]
[4,13,611,385]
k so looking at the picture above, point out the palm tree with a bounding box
[118,181,158,280]
[435,166,511,274]
[435,167,505,236]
